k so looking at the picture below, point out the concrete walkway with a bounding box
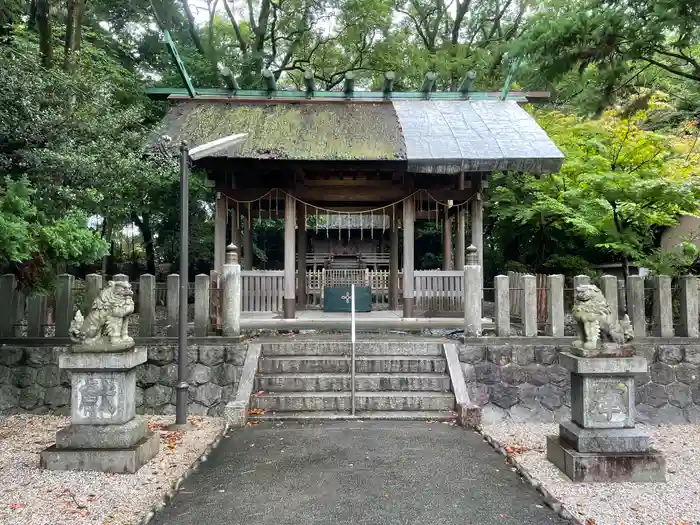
[153,421,568,525]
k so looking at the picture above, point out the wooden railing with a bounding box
[241,270,285,312]
[414,270,464,311]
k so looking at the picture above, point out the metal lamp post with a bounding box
[172,133,248,429]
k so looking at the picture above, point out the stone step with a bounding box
[261,341,443,356]
[254,373,452,392]
[258,355,448,374]
[248,410,457,422]
[249,392,456,412]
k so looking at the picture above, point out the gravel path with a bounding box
[482,421,700,525]
[0,414,224,525]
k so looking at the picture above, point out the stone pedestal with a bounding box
[40,346,159,473]
[546,352,666,482]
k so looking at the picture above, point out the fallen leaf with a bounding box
[248,408,265,415]
[253,390,265,396]
[586,519,596,525]
[10,503,27,511]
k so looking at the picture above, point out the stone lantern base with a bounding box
[546,352,666,483]
[40,346,159,473]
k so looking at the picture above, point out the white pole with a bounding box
[351,283,356,416]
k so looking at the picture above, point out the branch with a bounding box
[180,0,208,57]
[652,47,700,73]
[642,56,700,83]
[396,6,433,51]
[222,0,248,54]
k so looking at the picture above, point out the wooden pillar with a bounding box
[230,205,241,250]
[283,193,296,318]
[296,202,307,309]
[442,206,453,270]
[242,203,253,270]
[402,196,415,317]
[389,204,399,310]
[455,173,466,269]
[214,192,227,275]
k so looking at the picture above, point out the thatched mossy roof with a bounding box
[150,99,564,172]
[153,101,405,161]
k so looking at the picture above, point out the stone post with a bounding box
[139,274,156,337]
[194,274,210,337]
[601,275,619,325]
[55,274,75,338]
[167,274,180,337]
[494,275,510,337]
[112,273,128,283]
[13,291,25,337]
[546,274,564,337]
[547,352,665,482]
[573,275,590,289]
[222,244,241,337]
[653,274,673,337]
[522,274,537,337]
[84,274,103,314]
[40,341,158,472]
[679,274,699,338]
[463,246,481,337]
[27,294,47,337]
[214,193,227,275]
[626,275,646,338]
[617,279,627,321]
[0,274,17,337]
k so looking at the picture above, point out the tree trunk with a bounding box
[36,0,52,68]
[181,0,208,57]
[27,0,37,31]
[63,0,85,73]
[622,257,630,281]
[140,214,157,276]
[101,219,113,276]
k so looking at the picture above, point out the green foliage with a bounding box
[638,240,700,277]
[489,104,700,277]
[0,177,108,283]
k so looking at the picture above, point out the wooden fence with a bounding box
[2,272,700,338]
[508,271,548,322]
[414,270,464,311]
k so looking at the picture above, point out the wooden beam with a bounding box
[383,72,395,95]
[344,72,355,96]
[304,70,315,94]
[162,29,196,98]
[222,187,475,202]
[421,72,436,94]
[219,65,240,91]
[262,68,276,92]
[459,71,477,95]
[145,87,549,103]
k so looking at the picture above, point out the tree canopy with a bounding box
[1,0,699,287]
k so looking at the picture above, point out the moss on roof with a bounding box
[158,102,406,161]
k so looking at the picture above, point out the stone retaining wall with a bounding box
[458,340,700,425]
[0,342,247,416]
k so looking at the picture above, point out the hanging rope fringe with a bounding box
[223,188,476,236]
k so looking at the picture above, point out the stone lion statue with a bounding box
[69,280,135,349]
[571,284,633,352]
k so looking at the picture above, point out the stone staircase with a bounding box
[249,340,457,421]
